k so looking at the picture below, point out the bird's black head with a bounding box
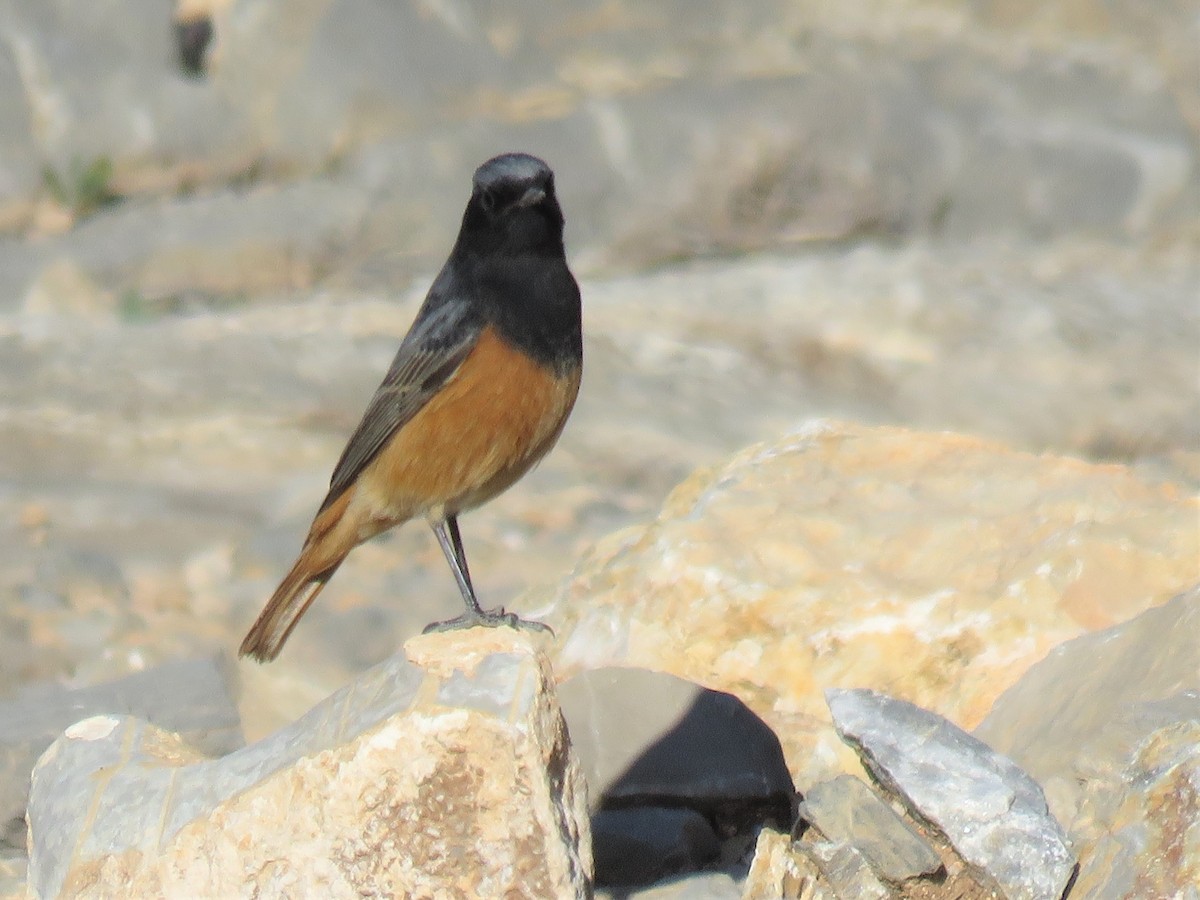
[459,153,565,256]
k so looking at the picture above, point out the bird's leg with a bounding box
[422,515,551,634]
[445,515,478,607]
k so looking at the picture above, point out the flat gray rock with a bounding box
[798,774,942,883]
[0,655,241,850]
[828,688,1076,900]
[798,839,891,899]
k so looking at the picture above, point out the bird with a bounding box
[239,152,582,662]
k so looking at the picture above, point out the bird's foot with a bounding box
[422,607,553,635]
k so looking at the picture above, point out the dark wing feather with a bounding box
[318,294,484,512]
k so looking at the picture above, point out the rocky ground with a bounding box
[1,0,1198,896]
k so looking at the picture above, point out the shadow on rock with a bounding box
[559,667,797,891]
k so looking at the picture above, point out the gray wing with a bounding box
[319,297,484,512]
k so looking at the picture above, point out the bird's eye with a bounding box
[480,189,497,214]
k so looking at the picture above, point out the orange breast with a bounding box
[354,325,580,526]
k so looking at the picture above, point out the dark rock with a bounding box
[828,688,1076,900]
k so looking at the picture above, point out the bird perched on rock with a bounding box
[239,153,582,662]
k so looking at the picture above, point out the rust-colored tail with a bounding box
[239,490,355,663]
[238,557,342,662]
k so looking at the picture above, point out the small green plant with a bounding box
[118,288,154,322]
[42,156,120,218]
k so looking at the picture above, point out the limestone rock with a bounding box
[742,829,832,900]
[0,655,241,851]
[0,854,25,900]
[20,259,115,319]
[797,840,892,899]
[1,0,1196,252]
[828,688,1075,900]
[615,871,743,900]
[798,774,943,884]
[27,630,591,899]
[975,588,1200,895]
[1069,720,1200,898]
[547,423,1199,789]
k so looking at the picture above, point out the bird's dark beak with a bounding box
[517,185,546,208]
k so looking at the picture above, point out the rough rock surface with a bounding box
[976,588,1200,897]
[798,774,943,884]
[604,871,743,900]
[27,630,591,899]
[1070,720,1200,898]
[829,688,1075,900]
[547,422,1199,788]
[742,830,809,900]
[1,0,1195,259]
[0,855,24,900]
[0,655,241,851]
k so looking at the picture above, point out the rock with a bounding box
[11,8,1200,278]
[591,807,720,887]
[21,258,115,319]
[610,871,743,900]
[558,667,795,820]
[547,422,1200,791]
[975,588,1200,895]
[742,829,826,900]
[0,654,241,851]
[796,840,891,900]
[798,774,943,884]
[0,854,25,900]
[1069,720,1200,898]
[27,630,592,899]
[13,178,376,306]
[1,0,1196,258]
[828,688,1076,900]
[559,668,792,889]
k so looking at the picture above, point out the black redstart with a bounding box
[239,152,582,662]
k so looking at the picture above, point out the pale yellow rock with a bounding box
[742,829,834,900]
[28,630,591,899]
[22,259,116,319]
[547,421,1199,788]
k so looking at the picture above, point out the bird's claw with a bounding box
[422,607,554,636]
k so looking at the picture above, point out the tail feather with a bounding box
[241,488,356,662]
[239,558,342,662]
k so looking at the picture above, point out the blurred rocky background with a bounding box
[0,0,1197,895]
